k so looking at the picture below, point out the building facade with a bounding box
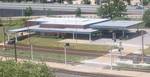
[66,0,141,5]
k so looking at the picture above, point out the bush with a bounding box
[143,9,150,28]
[75,7,82,17]
[0,60,55,77]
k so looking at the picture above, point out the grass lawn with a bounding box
[0,27,4,42]
[145,47,150,55]
[18,36,110,52]
[0,49,89,62]
[0,18,26,42]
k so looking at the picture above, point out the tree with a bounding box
[143,0,150,5]
[96,0,127,19]
[75,7,82,17]
[47,9,54,16]
[16,0,22,2]
[82,0,91,4]
[24,7,33,17]
[0,60,56,77]
[143,9,150,27]
[0,18,3,27]
[66,0,73,4]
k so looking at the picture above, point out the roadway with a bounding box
[0,2,144,17]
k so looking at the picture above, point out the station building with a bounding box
[8,17,142,42]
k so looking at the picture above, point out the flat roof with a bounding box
[90,20,142,29]
[31,27,97,34]
[8,25,39,33]
[8,25,97,34]
[28,17,109,26]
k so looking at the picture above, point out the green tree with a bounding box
[0,60,55,77]
[24,7,33,17]
[75,7,82,17]
[143,9,150,27]
[96,0,127,19]
[0,18,3,27]
[47,9,53,17]
[143,0,150,5]
[16,0,22,2]
[82,0,91,4]
[66,0,73,4]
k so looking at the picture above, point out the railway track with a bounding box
[2,44,107,57]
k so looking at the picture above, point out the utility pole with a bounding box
[110,47,113,70]
[141,30,144,63]
[31,44,33,60]
[64,45,67,64]
[3,24,6,50]
[13,40,17,62]
[141,0,144,63]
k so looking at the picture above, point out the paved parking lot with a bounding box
[124,29,150,46]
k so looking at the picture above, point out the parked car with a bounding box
[136,5,144,9]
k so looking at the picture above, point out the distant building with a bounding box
[124,0,141,5]
[67,0,141,5]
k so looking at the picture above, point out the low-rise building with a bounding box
[65,0,141,5]
[8,17,142,42]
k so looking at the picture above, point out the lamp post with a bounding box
[14,40,17,62]
[141,30,144,63]
[141,0,144,63]
[3,24,6,50]
[110,48,113,70]
[64,43,70,64]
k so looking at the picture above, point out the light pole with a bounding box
[31,44,33,60]
[141,30,144,63]
[110,48,113,70]
[64,43,70,64]
[3,24,6,50]
[112,32,116,42]
[141,0,144,63]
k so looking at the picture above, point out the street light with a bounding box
[64,43,70,64]
[112,32,116,42]
[141,0,144,63]
[109,48,113,70]
[141,30,144,63]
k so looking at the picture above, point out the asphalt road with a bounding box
[0,2,144,17]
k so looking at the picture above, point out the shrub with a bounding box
[0,60,55,77]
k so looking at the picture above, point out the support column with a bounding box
[89,33,91,41]
[122,30,125,38]
[57,32,59,38]
[73,32,75,40]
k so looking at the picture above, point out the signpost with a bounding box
[64,43,70,64]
